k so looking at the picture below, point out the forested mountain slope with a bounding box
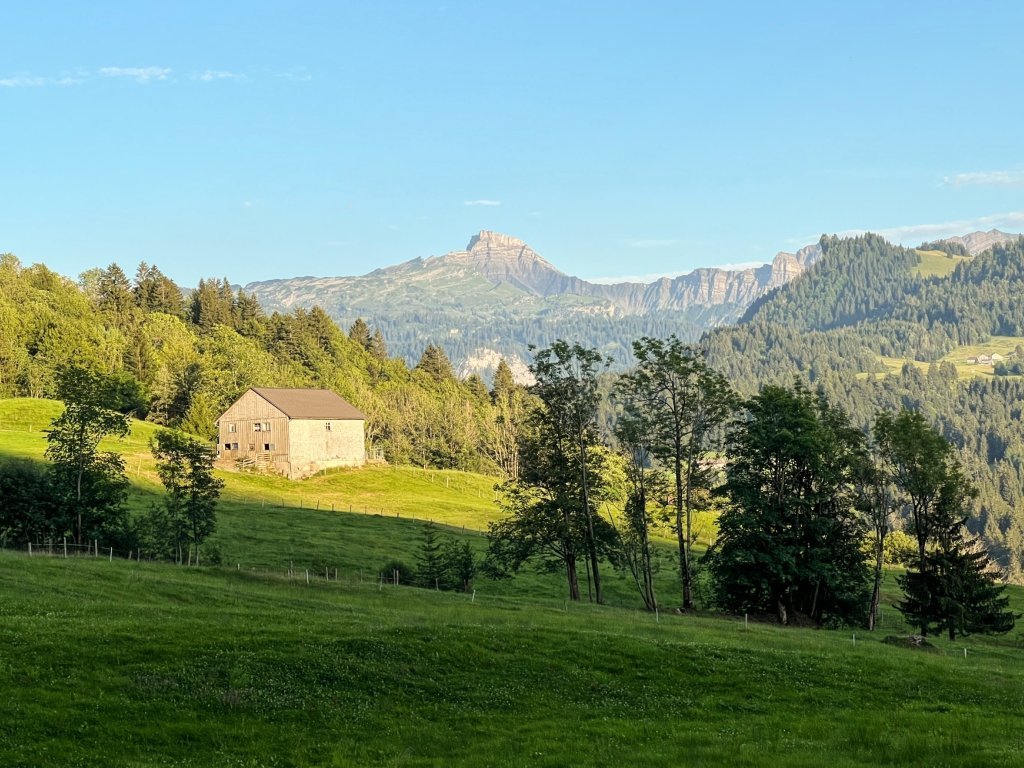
[706,234,1024,577]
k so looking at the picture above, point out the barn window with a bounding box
[231,442,239,450]
[262,422,271,431]
[224,443,231,450]
[325,422,332,431]
[228,423,236,433]
[254,423,262,432]
[264,443,274,451]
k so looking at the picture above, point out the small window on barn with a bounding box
[325,421,332,431]
[264,443,274,451]
[263,422,271,431]
[224,443,231,451]
[228,423,236,433]
[254,423,262,432]
[231,442,239,450]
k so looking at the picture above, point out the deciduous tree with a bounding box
[45,365,131,545]
[151,428,224,564]
[616,336,734,610]
[709,384,870,625]
[529,341,610,603]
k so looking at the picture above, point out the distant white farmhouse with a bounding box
[217,388,366,479]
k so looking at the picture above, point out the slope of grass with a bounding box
[5,398,1024,765]
[912,248,972,278]
[0,398,500,525]
[0,397,677,606]
[2,552,1024,768]
[867,336,1024,381]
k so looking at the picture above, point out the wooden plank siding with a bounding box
[218,390,292,473]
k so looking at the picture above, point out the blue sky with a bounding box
[2,1,1023,286]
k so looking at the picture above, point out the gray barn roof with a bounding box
[251,388,366,420]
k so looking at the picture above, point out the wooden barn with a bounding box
[217,388,366,479]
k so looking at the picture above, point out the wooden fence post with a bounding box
[63,537,67,558]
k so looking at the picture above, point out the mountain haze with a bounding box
[245,231,823,379]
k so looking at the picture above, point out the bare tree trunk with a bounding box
[641,519,657,612]
[868,532,885,631]
[584,556,592,603]
[675,451,689,610]
[562,508,581,600]
[579,432,603,604]
[683,457,697,611]
[565,555,580,601]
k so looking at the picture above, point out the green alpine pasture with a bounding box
[3,554,1024,767]
[869,335,1024,381]
[4,397,1024,767]
[912,248,972,278]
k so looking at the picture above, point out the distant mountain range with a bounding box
[248,230,822,319]
[244,228,1018,381]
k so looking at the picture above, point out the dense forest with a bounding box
[706,234,1024,578]
[341,305,726,373]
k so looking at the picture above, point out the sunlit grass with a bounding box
[2,552,1023,767]
[912,248,972,278]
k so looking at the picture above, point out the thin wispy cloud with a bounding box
[842,211,1024,243]
[277,67,312,82]
[943,170,1024,188]
[195,70,246,82]
[1,73,84,87]
[464,199,501,207]
[99,66,172,84]
[0,75,47,87]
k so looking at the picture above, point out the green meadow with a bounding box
[3,397,1024,767]
[912,249,972,278]
[868,335,1024,382]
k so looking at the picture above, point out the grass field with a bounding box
[2,553,1024,767]
[912,249,972,278]
[870,335,1024,382]
[4,397,1024,766]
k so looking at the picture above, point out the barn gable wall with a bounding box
[217,390,290,466]
[287,418,365,477]
[217,389,366,478]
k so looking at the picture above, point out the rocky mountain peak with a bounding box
[438,230,571,295]
[940,229,1020,256]
[466,230,528,252]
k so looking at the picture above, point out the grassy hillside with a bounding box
[5,397,1024,765]
[871,335,1024,380]
[0,397,679,606]
[0,397,500,528]
[912,248,972,278]
[2,552,1024,767]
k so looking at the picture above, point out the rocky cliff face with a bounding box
[333,230,820,318]
[940,229,1020,256]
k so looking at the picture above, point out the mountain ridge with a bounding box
[242,228,1019,382]
[245,229,822,319]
